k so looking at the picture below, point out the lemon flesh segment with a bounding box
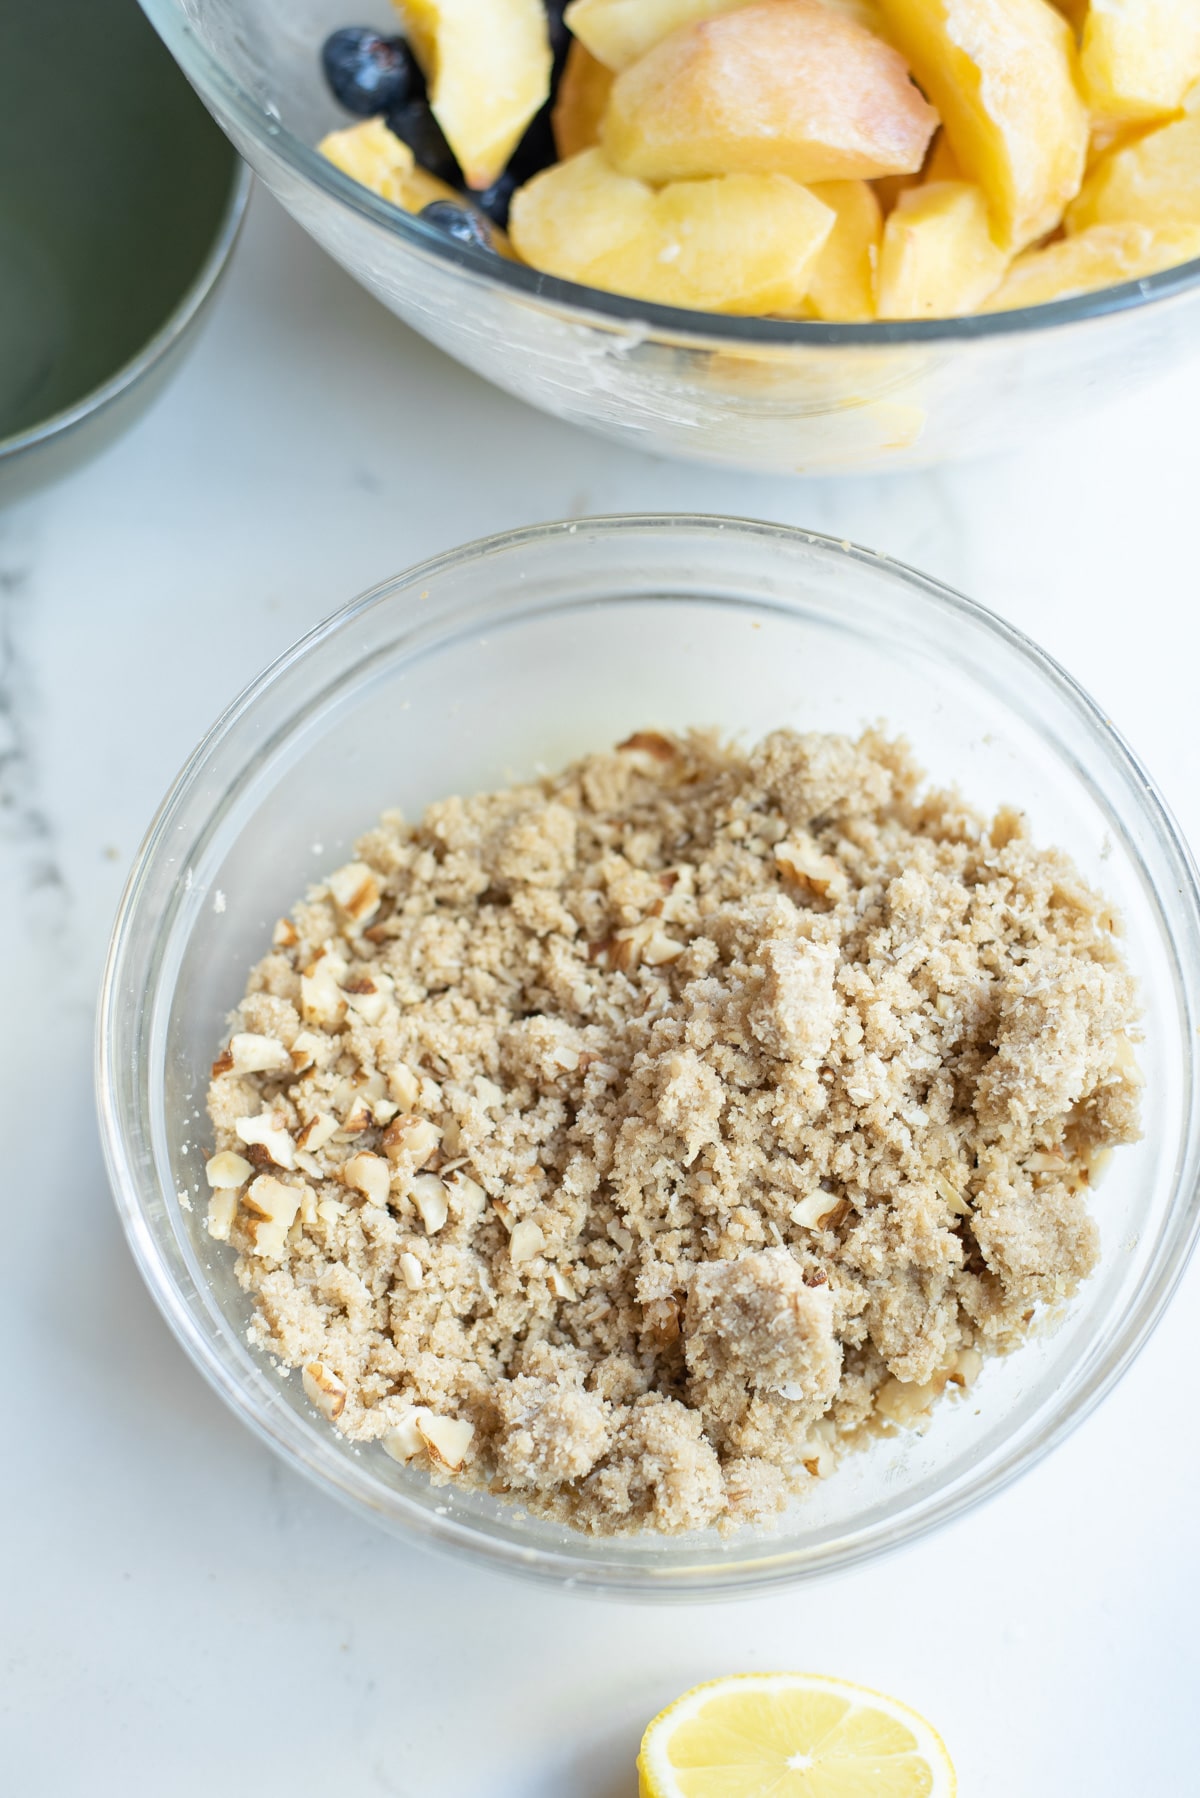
[638,1674,955,1798]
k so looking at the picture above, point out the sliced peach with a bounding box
[818,0,894,34]
[321,117,415,205]
[319,117,459,209]
[510,148,650,272]
[621,173,836,312]
[873,169,921,212]
[879,0,1089,249]
[799,180,883,318]
[981,220,1200,309]
[552,40,615,158]
[393,0,552,188]
[318,119,517,251]
[565,0,891,70]
[509,147,835,312]
[1085,119,1143,170]
[877,180,1008,316]
[1080,0,1200,124]
[564,0,755,72]
[1049,0,1087,30]
[875,126,960,212]
[1069,108,1200,231]
[1089,108,1200,219]
[602,0,938,186]
[924,127,961,182]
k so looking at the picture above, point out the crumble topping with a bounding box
[205,727,1140,1534]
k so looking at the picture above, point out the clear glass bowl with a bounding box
[97,516,1200,1596]
[143,0,1200,474]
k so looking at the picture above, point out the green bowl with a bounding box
[0,0,249,502]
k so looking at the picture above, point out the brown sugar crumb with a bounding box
[203,727,1141,1535]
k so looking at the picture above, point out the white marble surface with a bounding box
[3,188,1199,1796]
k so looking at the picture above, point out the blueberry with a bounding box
[474,171,518,229]
[386,98,462,185]
[420,201,495,252]
[321,27,419,116]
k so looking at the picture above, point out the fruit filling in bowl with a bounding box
[313,0,1200,321]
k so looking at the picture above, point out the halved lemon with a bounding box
[638,1672,956,1798]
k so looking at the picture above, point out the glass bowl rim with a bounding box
[96,513,1200,1595]
[141,0,1200,348]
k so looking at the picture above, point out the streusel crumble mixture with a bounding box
[204,728,1140,1534]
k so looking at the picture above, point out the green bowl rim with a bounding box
[0,156,252,468]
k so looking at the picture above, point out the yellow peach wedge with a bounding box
[602,0,939,186]
[509,147,836,313]
[1068,107,1200,232]
[1085,119,1147,171]
[552,40,615,158]
[981,220,1200,309]
[510,147,651,273]
[1049,0,1088,30]
[318,117,460,212]
[878,0,1089,249]
[873,169,921,212]
[566,0,892,70]
[924,127,962,182]
[797,179,883,318]
[563,0,749,71]
[393,0,552,188]
[819,0,894,34]
[1080,0,1200,124]
[874,125,960,212]
[876,179,1008,316]
[318,119,516,253]
[320,116,418,205]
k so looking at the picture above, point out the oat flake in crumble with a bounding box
[204,727,1141,1535]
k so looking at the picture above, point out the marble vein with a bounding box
[0,524,71,957]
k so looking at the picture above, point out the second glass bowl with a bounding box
[98,516,1200,1595]
[142,0,1200,474]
